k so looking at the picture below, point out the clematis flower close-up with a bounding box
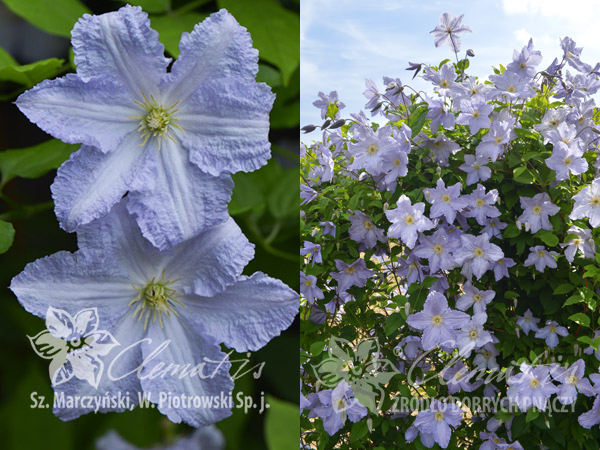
[10,202,298,427]
[16,6,275,250]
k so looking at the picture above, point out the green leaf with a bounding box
[2,0,90,37]
[349,420,369,443]
[513,166,535,184]
[0,139,78,189]
[526,408,539,423]
[535,230,559,247]
[553,283,574,295]
[121,0,170,13]
[0,57,64,87]
[568,313,590,328]
[267,167,298,219]
[0,47,17,67]
[150,13,206,57]
[564,292,584,307]
[217,0,299,84]
[309,341,325,356]
[384,312,404,336]
[408,106,428,136]
[229,172,265,215]
[503,223,520,238]
[264,396,298,450]
[0,220,15,254]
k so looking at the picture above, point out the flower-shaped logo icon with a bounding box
[28,307,119,388]
[311,336,397,413]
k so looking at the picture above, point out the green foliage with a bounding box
[264,396,299,450]
[0,139,77,189]
[1,0,90,37]
[217,0,299,85]
[150,13,206,57]
[0,220,15,254]
[122,0,172,13]
[0,1,299,449]
[300,55,600,449]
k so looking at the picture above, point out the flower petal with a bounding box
[72,5,170,95]
[45,307,75,340]
[163,9,258,102]
[163,217,254,297]
[178,78,274,175]
[126,138,233,250]
[53,314,145,420]
[140,316,233,427]
[10,250,132,330]
[73,307,99,336]
[183,272,298,352]
[51,137,151,232]
[16,74,137,151]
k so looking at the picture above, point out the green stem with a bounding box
[245,217,297,262]
[272,145,300,162]
[173,0,211,15]
[0,201,53,221]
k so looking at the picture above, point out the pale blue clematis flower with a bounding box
[96,426,224,450]
[517,192,560,234]
[535,320,567,348]
[406,291,469,350]
[307,380,367,436]
[430,13,471,53]
[516,309,540,335]
[385,194,434,248]
[10,201,298,427]
[524,245,558,272]
[17,6,274,250]
[330,258,374,293]
[570,177,600,227]
[453,233,503,279]
[412,398,463,449]
[507,363,557,412]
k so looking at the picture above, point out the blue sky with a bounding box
[301,0,600,133]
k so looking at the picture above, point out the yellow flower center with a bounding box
[130,92,182,150]
[432,315,443,326]
[130,271,184,329]
[434,411,444,421]
[474,163,480,169]
[364,220,374,230]
[367,144,379,155]
[592,196,600,206]
[549,326,556,333]
[473,247,484,257]
[530,378,540,388]
[433,244,443,254]
[494,137,503,145]
[404,215,415,225]
[304,279,313,287]
[440,80,449,88]
[469,329,479,339]
[476,199,484,207]
[507,85,516,93]
[538,250,545,258]
[567,374,578,385]
[442,194,451,202]
[473,111,480,118]
[564,157,572,166]
[345,266,356,274]
[473,294,482,302]
[533,205,542,215]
